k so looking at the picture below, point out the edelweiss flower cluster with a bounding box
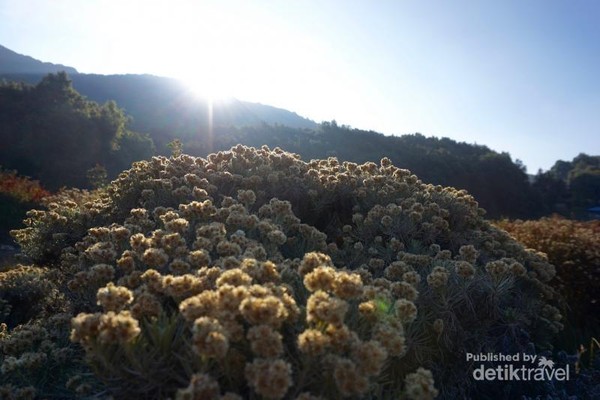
[6,145,563,399]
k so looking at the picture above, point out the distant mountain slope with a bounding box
[0,72,318,137]
[0,45,560,219]
[0,45,78,74]
[0,44,315,132]
[71,74,317,129]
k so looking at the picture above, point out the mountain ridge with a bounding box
[0,43,316,131]
[2,44,597,220]
[0,44,78,74]
[0,72,318,131]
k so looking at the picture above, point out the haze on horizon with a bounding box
[1,0,599,173]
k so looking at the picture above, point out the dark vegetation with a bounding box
[497,217,600,345]
[0,73,154,190]
[533,154,600,218]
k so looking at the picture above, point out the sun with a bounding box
[176,55,235,104]
[141,2,242,103]
[180,70,234,104]
[130,1,324,109]
[183,81,228,104]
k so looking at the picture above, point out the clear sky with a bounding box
[1,0,599,172]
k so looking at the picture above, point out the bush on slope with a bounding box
[3,145,562,399]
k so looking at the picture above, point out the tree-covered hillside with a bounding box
[0,72,318,142]
[532,154,600,216]
[0,72,153,190]
[1,72,597,221]
[165,122,538,219]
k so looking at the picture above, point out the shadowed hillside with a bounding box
[0,72,317,143]
[0,72,550,219]
[1,67,597,220]
[0,45,78,74]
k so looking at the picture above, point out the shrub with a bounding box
[0,265,65,328]
[0,168,50,244]
[0,168,50,204]
[496,217,600,336]
[7,145,562,398]
[10,188,111,264]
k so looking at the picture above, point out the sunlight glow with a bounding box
[22,0,371,129]
[179,68,234,103]
[96,0,340,115]
[3,0,599,171]
[144,2,239,102]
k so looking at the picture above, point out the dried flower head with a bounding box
[454,261,475,279]
[117,252,137,274]
[180,290,220,321]
[299,252,333,276]
[303,266,336,292]
[247,324,283,358]
[97,283,133,312]
[294,393,323,400]
[509,261,527,276]
[192,317,229,359]
[332,271,363,300]
[216,269,253,288]
[485,260,509,280]
[390,281,419,301]
[332,358,369,397]
[404,368,439,400]
[402,270,421,286]
[297,328,330,357]
[239,295,288,327]
[394,299,418,323]
[240,259,280,284]
[131,290,162,319]
[70,313,102,345]
[188,249,211,268]
[459,245,478,264]
[427,266,449,289]
[176,373,220,400]
[306,291,348,326]
[97,311,141,344]
[142,248,169,268]
[245,358,292,399]
[373,322,406,357]
[433,318,444,336]
[352,340,388,376]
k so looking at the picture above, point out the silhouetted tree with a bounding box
[0,73,154,189]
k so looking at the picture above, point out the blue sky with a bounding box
[1,0,599,172]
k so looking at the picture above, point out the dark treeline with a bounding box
[533,153,600,217]
[1,72,598,222]
[187,122,537,218]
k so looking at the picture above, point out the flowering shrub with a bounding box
[5,145,563,398]
[11,188,110,263]
[496,216,600,327]
[0,168,50,245]
[0,168,50,203]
